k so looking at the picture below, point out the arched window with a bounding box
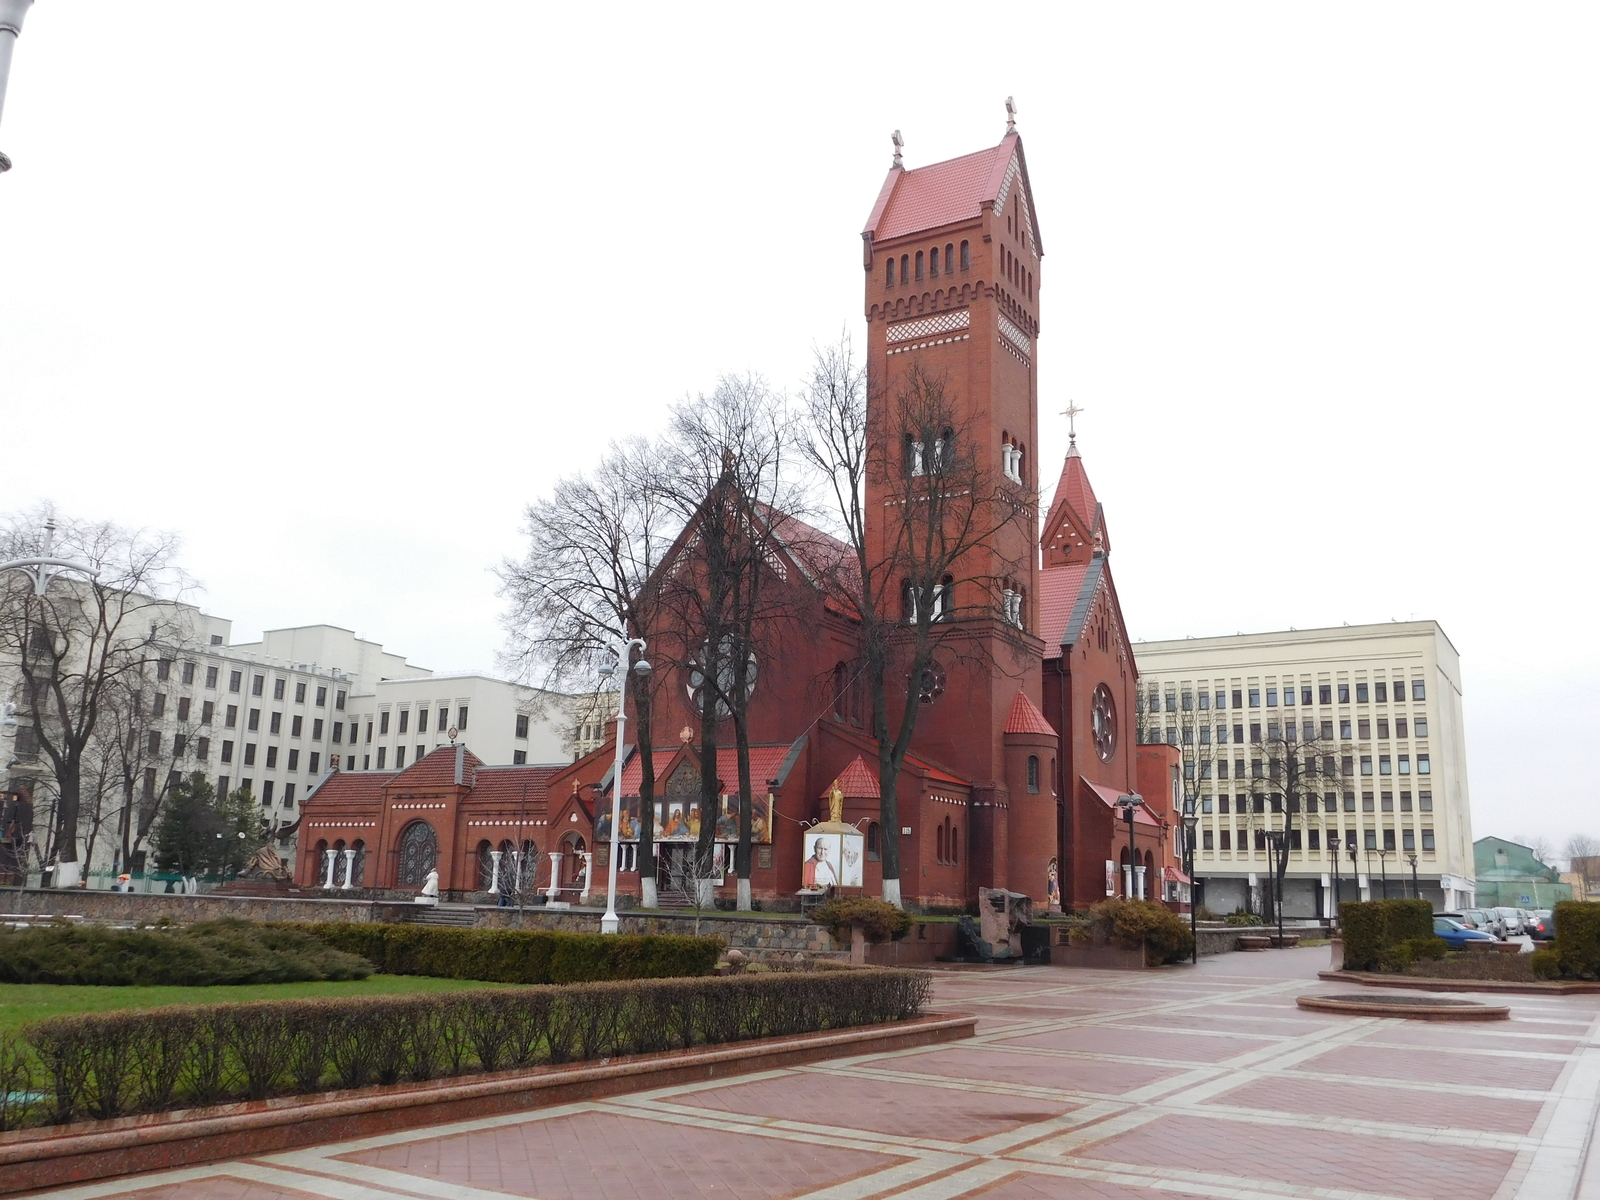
[1049,758,1057,794]
[951,825,959,864]
[902,579,917,624]
[945,243,954,276]
[1027,755,1039,793]
[915,250,924,281]
[900,254,908,284]
[930,245,939,276]
[904,433,925,477]
[311,838,328,884]
[397,821,438,886]
[1027,269,1033,299]
[886,258,895,287]
[960,240,970,271]
[933,575,954,622]
[937,822,947,864]
[477,839,495,890]
[1017,442,1025,482]
[933,427,952,471]
[867,821,880,862]
[350,839,366,887]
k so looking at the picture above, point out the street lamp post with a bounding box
[596,637,649,935]
[1348,842,1360,901]
[1376,847,1389,900]
[1407,852,1419,900]
[1265,828,1285,947]
[1116,794,1142,899]
[0,0,37,175]
[1329,843,1341,915]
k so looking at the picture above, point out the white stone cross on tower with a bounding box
[891,129,904,168]
[1005,96,1017,135]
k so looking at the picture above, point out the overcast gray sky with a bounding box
[2,3,1595,850]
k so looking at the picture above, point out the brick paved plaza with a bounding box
[25,948,1600,1200]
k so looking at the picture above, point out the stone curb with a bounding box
[1298,994,1510,1021]
[1317,970,1600,995]
[0,1013,975,1195]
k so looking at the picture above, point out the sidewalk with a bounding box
[22,946,1600,1200]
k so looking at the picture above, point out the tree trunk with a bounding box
[733,710,753,911]
[53,762,82,885]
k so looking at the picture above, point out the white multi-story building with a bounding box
[2,607,609,882]
[1133,621,1475,915]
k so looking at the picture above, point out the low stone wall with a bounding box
[472,906,842,957]
[1,889,384,926]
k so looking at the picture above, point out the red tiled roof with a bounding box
[1082,777,1161,826]
[388,744,482,791]
[865,138,1019,243]
[469,765,559,809]
[1038,563,1090,647]
[1004,693,1056,737]
[825,755,880,799]
[905,753,970,789]
[618,745,793,798]
[303,770,391,806]
[761,506,859,616]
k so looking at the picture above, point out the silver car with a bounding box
[1460,908,1505,939]
[1493,906,1525,936]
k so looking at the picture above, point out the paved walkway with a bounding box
[26,948,1600,1200]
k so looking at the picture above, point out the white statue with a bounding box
[413,868,440,905]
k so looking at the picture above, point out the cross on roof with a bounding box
[1005,96,1017,134]
[1061,402,1085,442]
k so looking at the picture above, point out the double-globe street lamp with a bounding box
[1181,798,1199,964]
[1115,793,1142,900]
[0,0,37,175]
[595,637,649,935]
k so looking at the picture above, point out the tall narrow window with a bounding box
[1027,755,1039,793]
[900,254,908,284]
[915,250,924,280]
[945,243,954,276]
[960,240,970,270]
[930,245,939,276]
[886,258,895,287]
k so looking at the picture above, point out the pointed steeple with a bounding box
[1041,439,1109,569]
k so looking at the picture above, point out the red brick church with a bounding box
[297,117,1181,911]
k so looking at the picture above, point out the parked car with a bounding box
[1493,907,1526,936]
[1434,917,1497,949]
[1460,908,1506,939]
[1526,910,1555,941]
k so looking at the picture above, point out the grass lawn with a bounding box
[0,975,510,1034]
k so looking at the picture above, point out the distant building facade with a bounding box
[1133,621,1475,915]
[1473,837,1572,908]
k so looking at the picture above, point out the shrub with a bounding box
[1529,949,1562,980]
[279,923,722,983]
[1224,911,1264,927]
[1076,899,1194,965]
[1406,951,1537,983]
[1377,935,1448,973]
[0,919,372,987]
[1339,900,1433,973]
[4,968,931,1127]
[1552,901,1600,981]
[809,898,912,944]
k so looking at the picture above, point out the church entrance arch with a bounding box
[397,821,439,886]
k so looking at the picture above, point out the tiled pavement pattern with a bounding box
[27,948,1600,1200]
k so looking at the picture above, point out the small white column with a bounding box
[487,850,503,896]
[578,852,593,903]
[321,848,337,889]
[1122,865,1134,898]
[546,851,563,900]
[339,848,356,890]
[1134,865,1147,900]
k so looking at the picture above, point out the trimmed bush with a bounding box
[0,919,372,987]
[1529,948,1562,980]
[278,923,722,984]
[1338,900,1434,973]
[1072,899,1194,965]
[6,968,931,1127]
[809,898,912,944]
[1552,901,1600,981]
[1224,911,1264,927]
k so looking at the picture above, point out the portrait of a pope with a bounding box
[802,836,839,889]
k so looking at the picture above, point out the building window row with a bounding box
[885,240,971,288]
[1147,678,1428,711]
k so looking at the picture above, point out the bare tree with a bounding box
[1240,723,1345,925]
[497,437,675,907]
[1135,684,1219,899]
[1563,833,1599,865]
[1516,833,1555,866]
[657,376,795,911]
[801,341,1026,907]
[0,510,191,886]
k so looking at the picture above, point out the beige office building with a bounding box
[1133,621,1475,915]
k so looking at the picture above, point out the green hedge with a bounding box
[4,968,931,1128]
[277,923,722,983]
[1552,901,1600,981]
[0,920,372,987]
[1067,899,1195,965]
[1339,900,1436,972]
[809,898,912,944]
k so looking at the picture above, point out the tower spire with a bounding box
[891,129,904,168]
[1005,96,1017,135]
